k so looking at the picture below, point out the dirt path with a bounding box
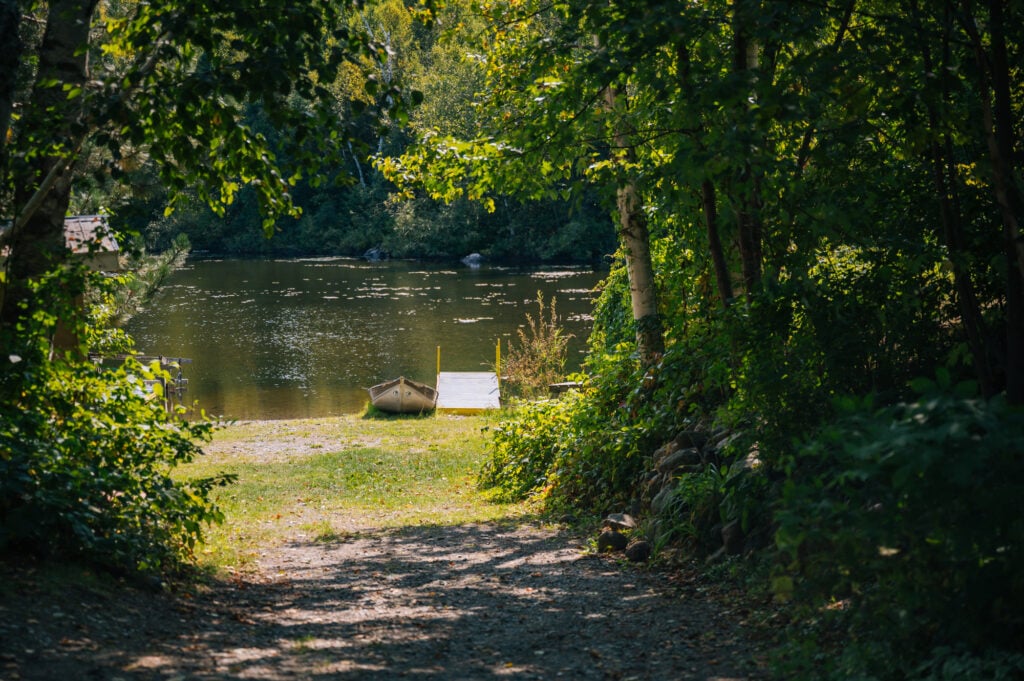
[2,423,771,680]
[2,520,769,680]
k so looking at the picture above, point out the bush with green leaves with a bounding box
[0,354,232,575]
[1,277,232,576]
[774,377,1024,680]
[481,345,666,512]
[480,392,582,502]
[651,465,726,548]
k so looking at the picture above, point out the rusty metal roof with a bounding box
[0,215,122,271]
[63,215,119,255]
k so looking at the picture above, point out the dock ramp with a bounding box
[436,371,500,414]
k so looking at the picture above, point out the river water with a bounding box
[123,258,603,420]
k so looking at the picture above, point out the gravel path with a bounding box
[2,417,771,680]
[2,519,768,680]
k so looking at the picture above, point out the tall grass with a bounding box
[501,292,573,400]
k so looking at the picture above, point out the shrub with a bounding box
[481,346,661,512]
[501,292,573,399]
[651,465,726,548]
[480,392,583,502]
[774,376,1024,678]
[0,354,233,575]
[1,282,232,576]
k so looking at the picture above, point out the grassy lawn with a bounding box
[177,412,533,572]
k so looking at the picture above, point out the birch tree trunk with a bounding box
[604,84,664,366]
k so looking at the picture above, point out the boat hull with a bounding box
[367,376,438,414]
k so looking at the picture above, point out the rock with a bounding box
[597,530,628,552]
[646,518,664,542]
[700,448,720,466]
[363,247,388,262]
[739,448,762,471]
[624,540,652,563]
[643,470,661,490]
[672,431,707,450]
[656,447,702,475]
[461,253,484,267]
[710,429,740,454]
[651,485,677,515]
[559,513,578,525]
[651,441,673,462]
[722,520,744,556]
[603,513,637,531]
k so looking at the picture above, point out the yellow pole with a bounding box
[436,345,441,378]
[495,338,501,391]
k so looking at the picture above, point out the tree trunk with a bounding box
[911,0,997,396]
[735,198,762,294]
[617,180,664,364]
[931,132,998,396]
[960,0,1024,402]
[731,0,763,294]
[703,180,734,307]
[1,0,98,330]
[348,141,366,188]
[679,42,734,309]
[0,0,22,209]
[604,84,664,366]
[985,0,1024,404]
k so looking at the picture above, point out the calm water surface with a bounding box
[124,258,603,420]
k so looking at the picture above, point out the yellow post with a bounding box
[436,345,441,378]
[495,338,501,391]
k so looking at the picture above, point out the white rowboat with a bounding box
[367,376,438,414]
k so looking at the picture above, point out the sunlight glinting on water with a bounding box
[124,258,603,420]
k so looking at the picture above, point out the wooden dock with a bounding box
[435,372,500,414]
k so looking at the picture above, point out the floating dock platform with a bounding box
[434,343,501,414]
[435,371,500,414]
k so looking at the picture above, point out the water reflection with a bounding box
[124,258,603,420]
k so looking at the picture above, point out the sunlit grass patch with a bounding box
[300,521,360,543]
[178,413,533,572]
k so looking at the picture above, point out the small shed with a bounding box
[64,215,122,273]
[0,215,123,353]
[0,214,122,273]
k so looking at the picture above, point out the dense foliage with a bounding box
[393,0,1024,677]
[775,379,1024,679]
[1,271,232,575]
[2,0,1022,673]
[0,355,231,575]
[139,186,614,263]
[112,0,616,262]
[0,0,408,577]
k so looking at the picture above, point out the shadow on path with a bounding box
[3,521,767,680]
